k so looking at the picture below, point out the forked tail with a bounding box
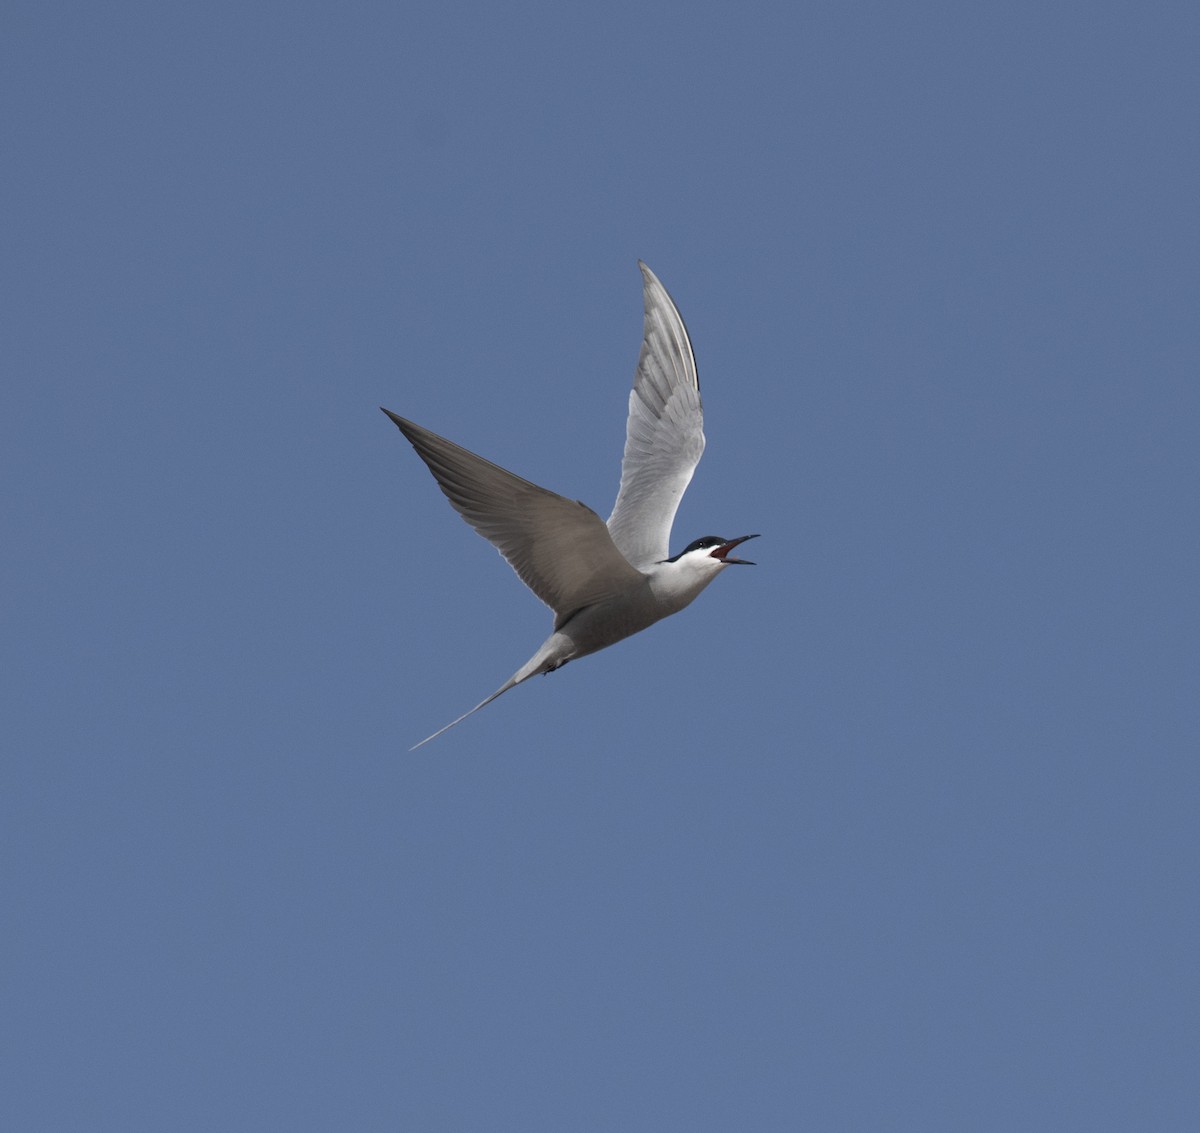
[409,678,521,750]
[409,636,568,751]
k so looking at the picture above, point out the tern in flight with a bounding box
[383,262,757,749]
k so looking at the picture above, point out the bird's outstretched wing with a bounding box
[382,410,644,627]
[606,262,706,570]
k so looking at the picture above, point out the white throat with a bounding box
[646,553,727,613]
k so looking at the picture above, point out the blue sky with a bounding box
[4,1,1198,1129]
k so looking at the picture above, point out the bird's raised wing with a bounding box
[606,262,706,569]
[383,410,644,628]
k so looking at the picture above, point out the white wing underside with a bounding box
[606,262,706,570]
[382,411,643,629]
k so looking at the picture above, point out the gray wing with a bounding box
[383,410,644,628]
[606,262,706,570]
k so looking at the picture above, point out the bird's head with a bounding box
[667,533,759,569]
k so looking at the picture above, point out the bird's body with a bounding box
[383,263,756,748]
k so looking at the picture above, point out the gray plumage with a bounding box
[383,262,756,749]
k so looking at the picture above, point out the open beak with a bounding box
[712,533,760,565]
